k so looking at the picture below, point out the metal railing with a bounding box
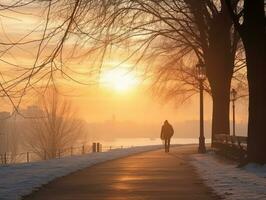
[0,143,132,165]
[213,134,247,161]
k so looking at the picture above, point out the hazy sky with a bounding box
[0,3,249,138]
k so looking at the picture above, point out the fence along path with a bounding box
[0,142,130,165]
[213,134,247,161]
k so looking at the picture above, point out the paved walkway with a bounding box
[23,145,220,200]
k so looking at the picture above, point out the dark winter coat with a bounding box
[161,122,174,140]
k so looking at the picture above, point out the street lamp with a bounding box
[196,63,206,153]
[231,88,237,137]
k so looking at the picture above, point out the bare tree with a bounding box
[25,88,84,159]
[0,112,20,163]
[225,0,266,163]
[0,0,43,154]
[0,0,95,157]
[38,0,245,143]
[0,1,247,149]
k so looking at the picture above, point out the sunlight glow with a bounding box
[101,68,139,92]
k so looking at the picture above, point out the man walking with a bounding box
[160,120,174,152]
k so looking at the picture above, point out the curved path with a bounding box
[23,145,220,200]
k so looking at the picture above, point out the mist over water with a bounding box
[87,119,247,142]
[98,138,212,148]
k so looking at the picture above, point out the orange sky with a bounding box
[0,4,249,138]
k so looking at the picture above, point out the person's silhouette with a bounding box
[160,120,174,152]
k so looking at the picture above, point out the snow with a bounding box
[190,152,266,200]
[0,145,161,200]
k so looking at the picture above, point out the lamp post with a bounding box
[231,88,237,137]
[196,63,206,153]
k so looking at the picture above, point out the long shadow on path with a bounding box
[23,145,221,200]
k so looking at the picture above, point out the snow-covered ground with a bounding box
[190,152,266,200]
[0,145,161,200]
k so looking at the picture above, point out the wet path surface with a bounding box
[23,145,220,200]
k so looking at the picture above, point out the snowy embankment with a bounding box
[190,153,266,200]
[0,145,161,200]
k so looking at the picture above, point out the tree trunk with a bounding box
[207,65,232,144]
[247,50,266,163]
[241,0,266,163]
[246,34,266,163]
[211,86,231,138]
[244,20,266,163]
[185,0,237,144]
[205,11,234,143]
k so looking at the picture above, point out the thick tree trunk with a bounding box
[247,50,266,163]
[205,11,234,143]
[186,0,237,144]
[244,25,266,163]
[211,85,231,138]
[241,0,266,164]
[246,41,266,164]
[207,64,232,144]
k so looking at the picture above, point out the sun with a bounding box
[101,68,139,92]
